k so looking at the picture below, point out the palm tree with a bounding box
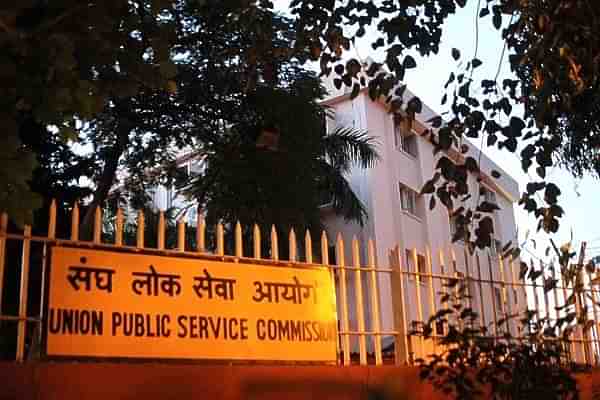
[181,116,379,243]
[317,126,379,223]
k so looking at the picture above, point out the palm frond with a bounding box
[318,160,368,225]
[322,126,380,172]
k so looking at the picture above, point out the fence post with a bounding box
[389,245,409,365]
[16,225,32,362]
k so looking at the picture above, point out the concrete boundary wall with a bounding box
[0,363,598,400]
[0,363,441,400]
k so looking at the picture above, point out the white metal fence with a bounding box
[0,201,599,366]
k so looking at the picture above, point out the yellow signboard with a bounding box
[46,247,338,362]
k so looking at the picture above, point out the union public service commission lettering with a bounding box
[66,257,115,293]
[252,277,318,304]
[132,265,182,297]
[192,269,236,300]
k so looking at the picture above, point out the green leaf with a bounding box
[451,48,461,61]
[519,262,528,280]
[160,61,177,79]
[351,83,360,99]
[403,55,417,69]
[477,201,500,213]
[493,11,502,29]
[407,96,422,114]
[429,196,436,210]
[428,116,443,128]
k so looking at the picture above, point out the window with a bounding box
[494,287,503,312]
[394,119,418,157]
[405,249,427,285]
[399,183,418,216]
[481,186,497,204]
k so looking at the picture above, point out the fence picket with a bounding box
[235,221,242,257]
[586,269,600,364]
[93,206,102,244]
[158,211,165,250]
[289,228,297,262]
[196,213,205,253]
[390,246,409,365]
[270,225,278,261]
[497,254,512,336]
[367,239,382,365]
[216,222,224,256]
[253,224,261,260]
[336,234,351,365]
[487,252,499,339]
[320,231,329,266]
[425,246,437,353]
[71,202,79,241]
[412,247,425,359]
[115,208,124,246]
[475,254,487,330]
[0,214,6,315]
[177,217,186,252]
[48,199,57,239]
[136,210,144,249]
[305,230,312,264]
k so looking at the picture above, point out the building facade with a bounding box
[320,83,523,354]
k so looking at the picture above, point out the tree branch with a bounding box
[0,17,15,34]
[32,4,88,37]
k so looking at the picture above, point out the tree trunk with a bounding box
[80,120,130,239]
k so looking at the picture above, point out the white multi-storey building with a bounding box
[320,81,523,355]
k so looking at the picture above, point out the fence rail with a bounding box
[0,201,599,366]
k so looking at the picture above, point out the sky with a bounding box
[274,0,600,263]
